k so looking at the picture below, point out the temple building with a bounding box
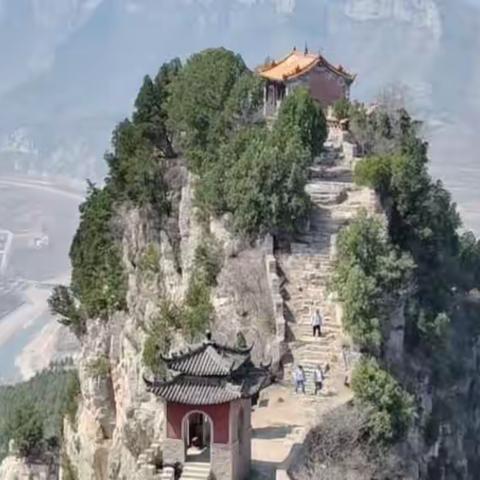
[258,47,356,117]
[145,332,270,480]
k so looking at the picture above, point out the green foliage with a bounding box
[349,103,427,160]
[132,58,181,158]
[184,276,214,339]
[69,184,127,321]
[354,137,462,347]
[217,73,265,137]
[351,357,414,444]
[48,286,85,337]
[139,243,161,274]
[332,212,414,351]
[332,98,351,120]
[142,301,182,375]
[4,400,43,457]
[62,453,79,480]
[168,49,321,237]
[225,128,311,235]
[142,233,219,373]
[53,60,181,331]
[193,237,223,287]
[417,311,450,347]
[167,48,247,155]
[106,120,171,210]
[354,154,395,196]
[86,356,110,378]
[458,231,480,289]
[64,373,81,427]
[0,365,78,460]
[56,47,329,334]
[273,87,327,157]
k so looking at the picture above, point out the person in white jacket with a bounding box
[314,365,324,395]
[311,308,323,337]
[294,365,306,394]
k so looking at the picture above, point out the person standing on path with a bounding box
[314,364,324,395]
[311,308,323,337]
[342,344,351,387]
[294,365,306,394]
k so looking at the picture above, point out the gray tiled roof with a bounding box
[146,377,242,405]
[146,337,270,405]
[145,369,269,405]
[163,342,252,377]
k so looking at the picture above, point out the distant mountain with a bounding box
[0,0,479,183]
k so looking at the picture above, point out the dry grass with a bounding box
[291,404,410,480]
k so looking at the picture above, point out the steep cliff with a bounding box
[60,166,277,479]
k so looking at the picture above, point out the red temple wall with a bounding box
[166,402,231,444]
[308,67,348,108]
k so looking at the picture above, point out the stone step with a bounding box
[290,245,332,255]
[180,462,210,480]
[286,260,333,270]
[158,467,175,480]
[294,321,339,330]
[293,320,340,329]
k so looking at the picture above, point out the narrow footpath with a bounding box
[251,142,376,479]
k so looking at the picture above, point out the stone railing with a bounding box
[263,234,287,372]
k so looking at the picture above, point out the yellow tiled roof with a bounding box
[258,50,355,83]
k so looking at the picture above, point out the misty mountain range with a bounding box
[0,0,479,189]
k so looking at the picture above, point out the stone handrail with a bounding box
[263,234,287,372]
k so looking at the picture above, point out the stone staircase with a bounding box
[180,462,210,480]
[136,442,175,480]
[278,145,375,395]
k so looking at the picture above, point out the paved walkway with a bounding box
[251,383,353,479]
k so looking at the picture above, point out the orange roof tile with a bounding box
[258,50,355,83]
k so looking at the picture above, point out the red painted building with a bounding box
[145,333,269,480]
[258,48,356,117]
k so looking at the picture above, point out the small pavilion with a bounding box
[257,47,356,117]
[145,332,270,480]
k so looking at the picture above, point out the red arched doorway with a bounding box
[182,411,212,463]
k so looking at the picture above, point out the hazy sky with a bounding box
[0,0,478,230]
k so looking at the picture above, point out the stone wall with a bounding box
[263,235,287,372]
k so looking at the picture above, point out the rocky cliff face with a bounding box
[397,294,480,479]
[62,164,277,480]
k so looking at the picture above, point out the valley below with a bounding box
[0,176,82,384]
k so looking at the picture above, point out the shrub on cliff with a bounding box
[354,146,462,347]
[142,301,183,376]
[193,236,223,287]
[69,184,127,320]
[351,357,414,444]
[48,285,85,337]
[332,211,414,351]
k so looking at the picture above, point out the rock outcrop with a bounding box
[62,164,278,480]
